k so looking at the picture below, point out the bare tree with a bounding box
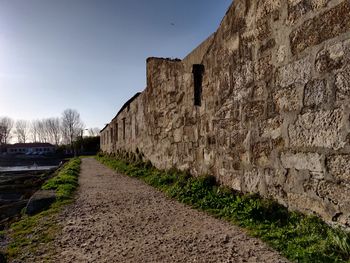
[37,120,48,143]
[15,120,29,143]
[30,120,39,142]
[30,119,48,143]
[45,118,61,145]
[0,117,14,145]
[88,127,100,137]
[61,109,84,150]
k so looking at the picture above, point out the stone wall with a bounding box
[182,34,215,71]
[101,0,350,227]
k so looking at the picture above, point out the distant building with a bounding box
[7,143,56,154]
[0,144,8,154]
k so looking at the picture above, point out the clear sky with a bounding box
[0,0,232,130]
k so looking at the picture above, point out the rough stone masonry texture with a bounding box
[101,0,350,227]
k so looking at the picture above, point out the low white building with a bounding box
[7,143,56,154]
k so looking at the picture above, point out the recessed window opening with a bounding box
[135,117,138,137]
[193,64,205,106]
[115,123,118,142]
[122,118,126,140]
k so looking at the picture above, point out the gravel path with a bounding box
[52,158,289,263]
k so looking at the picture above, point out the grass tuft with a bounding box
[96,154,350,263]
[42,158,81,199]
[330,230,350,260]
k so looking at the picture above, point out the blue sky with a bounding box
[0,0,232,130]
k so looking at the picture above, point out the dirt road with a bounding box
[51,158,288,263]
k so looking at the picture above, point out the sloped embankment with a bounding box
[1,158,81,262]
[0,171,55,227]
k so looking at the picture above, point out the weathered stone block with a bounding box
[281,152,324,172]
[335,64,350,100]
[240,151,251,167]
[290,1,350,54]
[276,45,287,63]
[338,214,350,226]
[284,168,311,195]
[183,126,197,142]
[218,169,242,192]
[242,169,263,193]
[289,109,346,150]
[252,82,267,100]
[274,85,303,112]
[303,177,321,194]
[173,128,183,143]
[287,192,336,221]
[238,38,254,60]
[288,0,313,25]
[257,0,281,20]
[264,168,287,201]
[259,39,276,55]
[304,79,328,108]
[217,130,230,147]
[277,57,311,88]
[225,34,240,53]
[315,44,344,73]
[327,155,350,183]
[254,55,273,81]
[310,0,330,9]
[287,0,329,24]
[242,101,265,121]
[230,129,247,148]
[252,140,273,167]
[318,181,350,207]
[215,101,236,120]
[203,149,214,166]
[256,19,273,41]
[260,116,283,139]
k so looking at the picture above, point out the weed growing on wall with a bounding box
[96,153,350,263]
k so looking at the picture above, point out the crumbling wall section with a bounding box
[101,0,350,226]
[182,34,215,72]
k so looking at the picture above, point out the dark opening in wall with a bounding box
[130,117,133,139]
[122,118,126,140]
[135,117,138,137]
[193,64,205,106]
[115,123,118,142]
